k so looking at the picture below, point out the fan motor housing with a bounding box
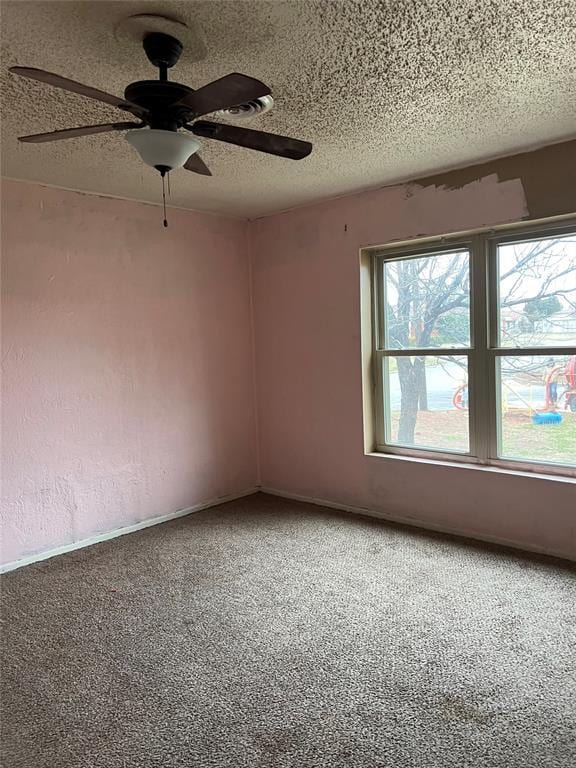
[124,80,194,128]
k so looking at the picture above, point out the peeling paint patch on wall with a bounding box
[410,140,576,221]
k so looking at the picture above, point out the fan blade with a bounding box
[18,122,143,143]
[9,67,147,118]
[184,154,212,176]
[175,73,270,117]
[188,121,312,160]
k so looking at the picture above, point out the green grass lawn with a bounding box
[390,409,575,465]
[500,410,575,465]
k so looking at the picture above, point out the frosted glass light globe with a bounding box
[126,129,200,170]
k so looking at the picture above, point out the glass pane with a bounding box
[383,250,470,349]
[497,233,576,347]
[497,354,576,466]
[384,355,469,452]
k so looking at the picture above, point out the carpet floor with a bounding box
[1,493,575,767]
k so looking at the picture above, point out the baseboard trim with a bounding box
[3,486,572,573]
[0,487,258,574]
[260,487,574,562]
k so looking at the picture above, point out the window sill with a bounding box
[365,451,576,483]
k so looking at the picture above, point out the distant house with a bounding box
[501,305,576,343]
[535,310,576,336]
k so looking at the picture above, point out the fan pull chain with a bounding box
[167,171,171,197]
[162,173,168,228]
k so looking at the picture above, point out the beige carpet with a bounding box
[1,493,575,767]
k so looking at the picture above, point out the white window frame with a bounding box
[365,218,576,478]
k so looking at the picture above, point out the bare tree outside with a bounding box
[384,250,469,443]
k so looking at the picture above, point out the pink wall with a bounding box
[251,176,576,560]
[1,180,258,566]
[2,159,575,568]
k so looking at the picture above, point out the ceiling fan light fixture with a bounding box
[125,128,200,170]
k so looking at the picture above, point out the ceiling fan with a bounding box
[10,31,312,216]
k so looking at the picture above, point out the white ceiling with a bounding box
[2,0,575,218]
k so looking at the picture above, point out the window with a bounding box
[367,221,576,475]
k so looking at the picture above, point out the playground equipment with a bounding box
[565,355,576,412]
[453,380,543,414]
[452,355,576,422]
[532,411,562,425]
[452,383,467,411]
[543,364,564,411]
[542,355,576,413]
[452,381,537,413]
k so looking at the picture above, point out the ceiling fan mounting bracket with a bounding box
[113,14,207,64]
[143,32,183,70]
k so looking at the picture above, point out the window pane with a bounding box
[497,354,576,466]
[384,355,469,452]
[382,250,470,349]
[497,233,576,347]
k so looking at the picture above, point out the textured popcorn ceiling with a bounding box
[1,0,575,218]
